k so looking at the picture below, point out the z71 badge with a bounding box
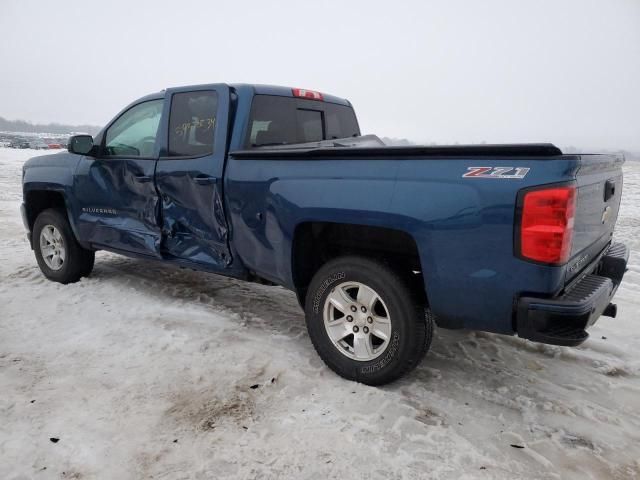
[462,167,530,179]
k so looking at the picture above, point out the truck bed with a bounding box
[230,143,564,159]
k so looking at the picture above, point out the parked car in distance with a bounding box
[29,141,50,150]
[21,83,629,385]
[9,139,30,149]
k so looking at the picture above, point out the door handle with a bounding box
[194,175,215,185]
[134,174,152,183]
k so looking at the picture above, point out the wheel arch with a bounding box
[291,221,427,309]
[24,189,80,247]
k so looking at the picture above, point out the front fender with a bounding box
[22,152,84,244]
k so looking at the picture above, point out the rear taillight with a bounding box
[518,185,576,265]
[292,88,323,101]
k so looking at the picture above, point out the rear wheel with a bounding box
[305,256,433,385]
[33,208,95,284]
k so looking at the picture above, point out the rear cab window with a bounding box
[246,95,359,147]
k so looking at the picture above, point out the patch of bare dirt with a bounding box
[166,389,255,432]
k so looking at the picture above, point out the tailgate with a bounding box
[566,154,624,282]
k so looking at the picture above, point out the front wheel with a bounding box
[305,256,433,385]
[33,208,95,284]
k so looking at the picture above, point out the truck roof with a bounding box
[136,84,351,107]
[231,84,352,106]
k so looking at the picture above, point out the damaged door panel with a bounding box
[155,85,232,268]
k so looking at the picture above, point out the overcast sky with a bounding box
[1,0,639,150]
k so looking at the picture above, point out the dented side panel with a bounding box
[154,83,233,269]
[155,161,231,266]
[73,156,162,257]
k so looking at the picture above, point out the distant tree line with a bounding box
[0,116,101,136]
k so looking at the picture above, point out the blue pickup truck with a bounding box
[21,84,629,385]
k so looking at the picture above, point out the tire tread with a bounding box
[304,255,433,385]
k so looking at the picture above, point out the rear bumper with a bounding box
[516,242,628,346]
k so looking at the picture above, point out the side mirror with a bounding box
[68,135,94,155]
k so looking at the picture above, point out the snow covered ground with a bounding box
[1,148,639,480]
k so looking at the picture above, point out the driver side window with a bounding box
[104,100,163,157]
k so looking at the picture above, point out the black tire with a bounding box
[33,208,95,284]
[304,256,433,386]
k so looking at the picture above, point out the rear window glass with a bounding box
[246,95,359,147]
[297,109,323,142]
[168,91,217,157]
[325,105,359,140]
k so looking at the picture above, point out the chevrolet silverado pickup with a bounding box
[21,84,629,385]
